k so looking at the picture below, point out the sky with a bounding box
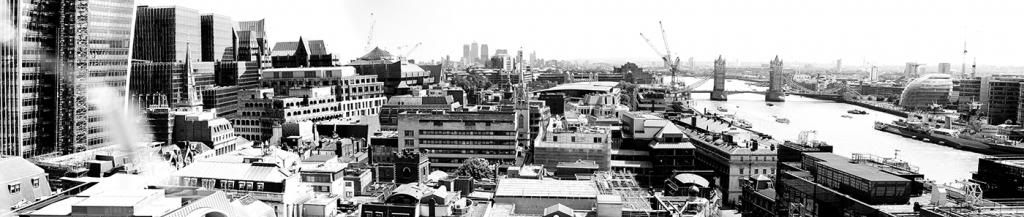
[136,0,1024,67]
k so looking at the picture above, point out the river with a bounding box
[672,77,986,184]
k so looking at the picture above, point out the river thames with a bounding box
[674,77,986,184]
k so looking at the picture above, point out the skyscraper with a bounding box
[133,6,201,62]
[200,13,236,62]
[462,44,470,63]
[480,44,489,65]
[237,19,270,65]
[834,59,842,73]
[470,42,479,64]
[938,62,951,74]
[2,0,136,157]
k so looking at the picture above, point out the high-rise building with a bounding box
[133,6,201,62]
[938,62,951,74]
[470,42,479,64]
[529,51,537,67]
[200,13,235,62]
[1,0,136,156]
[904,62,920,76]
[834,59,842,73]
[130,61,215,108]
[480,44,489,65]
[462,44,470,63]
[237,19,270,66]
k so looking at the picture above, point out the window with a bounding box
[433,121,443,126]
[405,139,415,147]
[553,136,558,142]
[313,185,330,192]
[594,137,602,143]
[345,182,353,187]
[239,181,253,190]
[8,183,21,194]
[221,180,234,189]
[185,178,198,187]
[202,179,216,188]
[571,136,576,142]
[739,169,744,174]
[404,130,414,137]
[31,178,40,188]
[464,121,475,126]
[256,183,265,191]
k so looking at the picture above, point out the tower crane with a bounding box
[364,13,376,52]
[640,21,686,91]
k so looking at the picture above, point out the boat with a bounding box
[716,106,729,113]
[841,114,853,118]
[773,115,790,124]
[766,103,775,107]
[848,109,868,115]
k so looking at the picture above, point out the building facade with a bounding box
[200,13,235,62]
[398,111,522,171]
[1,0,136,156]
[133,5,201,62]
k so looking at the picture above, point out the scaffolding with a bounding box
[850,153,920,173]
[593,170,653,211]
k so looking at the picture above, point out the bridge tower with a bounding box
[766,56,785,102]
[710,55,728,101]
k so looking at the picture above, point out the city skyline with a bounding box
[134,0,1024,67]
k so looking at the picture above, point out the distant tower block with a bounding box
[766,56,786,102]
[710,56,728,101]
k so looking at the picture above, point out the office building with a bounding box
[347,48,434,96]
[776,152,918,217]
[674,115,777,205]
[235,86,379,141]
[937,62,951,74]
[201,86,240,117]
[1,0,136,156]
[898,73,953,110]
[379,95,457,130]
[129,61,215,108]
[480,44,489,65]
[200,13,236,62]
[533,118,612,172]
[270,37,335,68]
[462,44,470,63]
[397,111,522,171]
[214,61,261,89]
[259,66,386,111]
[237,19,271,65]
[133,5,201,62]
[172,110,238,158]
[904,62,921,76]
[470,42,479,64]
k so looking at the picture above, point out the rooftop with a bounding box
[535,81,619,94]
[494,179,598,198]
[805,153,909,182]
[174,161,289,183]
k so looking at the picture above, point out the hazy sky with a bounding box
[136,0,1024,67]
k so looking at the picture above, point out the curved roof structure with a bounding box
[672,173,710,188]
[359,47,394,61]
[899,73,953,110]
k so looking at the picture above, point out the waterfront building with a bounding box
[634,84,673,112]
[270,38,335,68]
[134,5,201,62]
[237,19,271,65]
[971,156,1024,199]
[1,0,136,156]
[675,115,778,206]
[379,95,457,130]
[980,77,1024,124]
[857,84,904,102]
[397,111,521,171]
[200,13,236,62]
[776,152,919,217]
[898,73,953,110]
[614,62,653,84]
[347,48,435,96]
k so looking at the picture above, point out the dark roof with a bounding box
[805,153,909,182]
[386,95,454,106]
[359,47,394,61]
[556,160,599,169]
[271,41,302,56]
[307,40,328,55]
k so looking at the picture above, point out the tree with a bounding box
[454,157,494,180]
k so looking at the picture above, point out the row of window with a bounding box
[7,178,41,194]
[418,130,515,136]
[183,177,266,191]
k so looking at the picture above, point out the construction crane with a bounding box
[403,42,422,57]
[641,21,684,93]
[364,13,376,52]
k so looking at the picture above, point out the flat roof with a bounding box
[494,179,598,198]
[806,153,908,182]
[174,161,289,183]
[535,81,618,94]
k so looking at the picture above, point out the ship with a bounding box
[874,119,1023,155]
[848,109,868,115]
[773,115,790,124]
[874,120,932,141]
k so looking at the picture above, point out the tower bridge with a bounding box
[677,56,860,102]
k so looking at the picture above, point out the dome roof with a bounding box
[359,47,394,61]
[672,173,709,188]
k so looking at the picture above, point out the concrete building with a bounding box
[675,115,778,206]
[235,86,374,141]
[133,5,201,62]
[533,118,612,172]
[200,13,236,62]
[172,161,305,216]
[259,66,386,108]
[379,95,457,130]
[398,111,522,171]
[426,86,468,107]
[360,183,468,217]
[347,48,434,96]
[776,152,918,217]
[1,0,136,156]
